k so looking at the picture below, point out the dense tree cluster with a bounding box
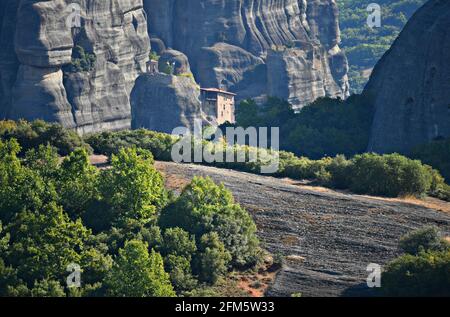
[0,120,89,156]
[0,137,261,297]
[382,226,450,297]
[236,96,374,160]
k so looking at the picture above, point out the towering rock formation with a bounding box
[0,0,348,132]
[131,73,208,134]
[144,0,349,109]
[366,0,450,153]
[0,0,150,133]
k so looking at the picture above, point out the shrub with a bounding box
[85,129,176,161]
[65,46,96,73]
[349,153,433,197]
[382,227,450,297]
[85,128,446,199]
[0,120,89,156]
[159,177,260,267]
[326,155,353,189]
[160,62,174,75]
[399,226,449,256]
[149,51,160,61]
[382,249,450,297]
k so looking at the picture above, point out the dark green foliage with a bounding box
[399,226,449,256]
[383,250,450,297]
[279,152,444,198]
[195,232,232,284]
[337,0,427,93]
[105,240,175,297]
[85,120,446,199]
[236,95,374,160]
[5,203,90,283]
[30,279,66,297]
[410,138,450,182]
[326,155,353,189]
[58,148,99,220]
[164,255,197,293]
[0,259,29,296]
[149,51,160,61]
[160,61,174,75]
[0,139,58,223]
[349,153,433,197]
[0,127,262,297]
[382,227,450,297]
[85,129,176,161]
[0,119,89,156]
[161,228,197,259]
[64,45,96,73]
[159,177,260,267]
[97,147,168,226]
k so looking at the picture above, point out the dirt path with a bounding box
[155,161,450,297]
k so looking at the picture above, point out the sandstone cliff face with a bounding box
[1,0,348,131]
[144,0,349,109]
[366,0,450,154]
[0,0,150,133]
[131,73,208,134]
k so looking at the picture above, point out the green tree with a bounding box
[30,279,66,297]
[24,144,60,181]
[5,203,90,284]
[382,249,450,297]
[236,99,260,127]
[160,177,260,267]
[164,255,197,293]
[161,227,197,259]
[0,259,29,296]
[106,240,175,297]
[59,148,99,220]
[98,147,167,226]
[195,232,231,284]
[0,139,57,223]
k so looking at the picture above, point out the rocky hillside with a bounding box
[145,0,349,109]
[366,0,450,153]
[156,160,450,297]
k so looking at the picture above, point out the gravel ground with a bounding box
[155,161,450,297]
